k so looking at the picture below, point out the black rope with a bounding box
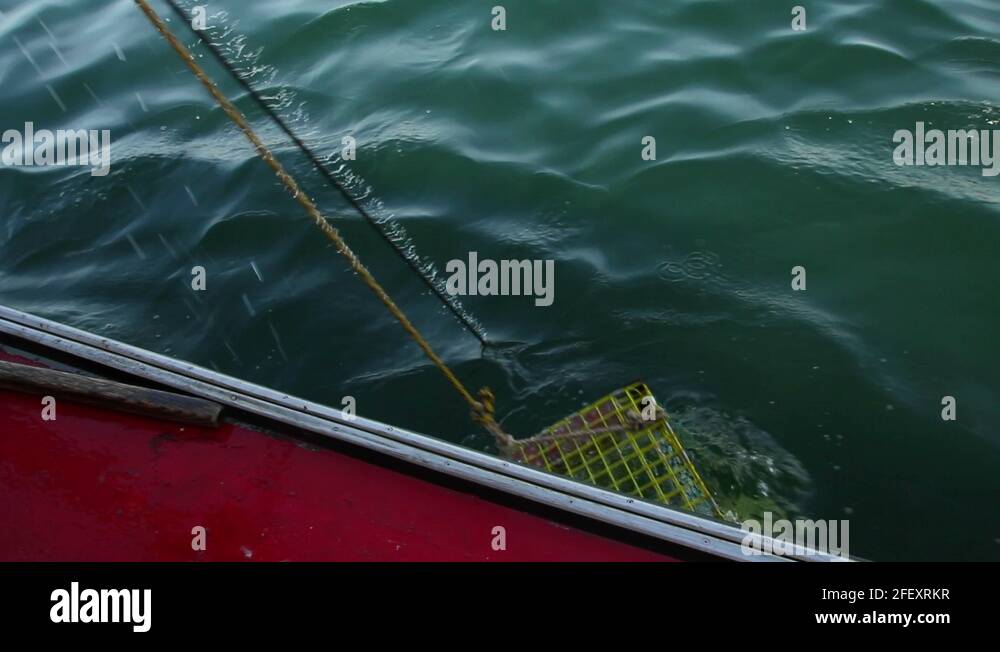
[162,0,489,346]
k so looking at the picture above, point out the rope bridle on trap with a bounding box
[503,382,721,516]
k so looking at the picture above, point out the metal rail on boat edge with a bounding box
[0,304,847,562]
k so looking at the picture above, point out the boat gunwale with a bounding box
[0,304,847,561]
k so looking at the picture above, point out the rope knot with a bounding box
[472,387,514,448]
[475,387,495,419]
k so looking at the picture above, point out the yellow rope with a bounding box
[134,0,512,446]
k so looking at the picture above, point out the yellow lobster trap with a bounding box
[501,382,722,517]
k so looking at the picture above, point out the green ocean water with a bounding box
[1,0,998,560]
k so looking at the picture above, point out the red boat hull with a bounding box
[0,350,672,561]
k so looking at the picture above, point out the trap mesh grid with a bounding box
[501,382,721,517]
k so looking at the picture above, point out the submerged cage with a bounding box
[501,382,721,517]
